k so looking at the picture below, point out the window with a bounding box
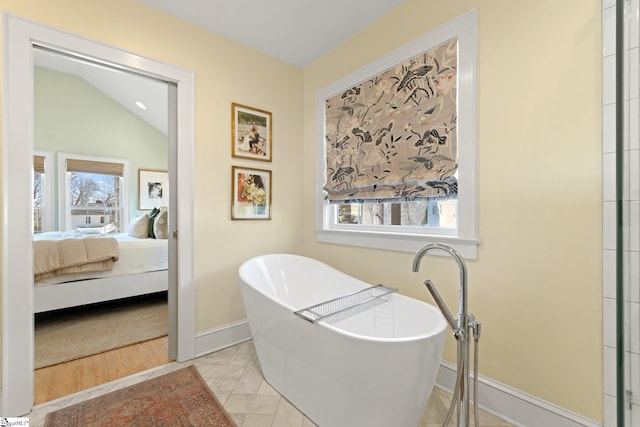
[59,153,129,233]
[33,151,53,233]
[315,10,478,258]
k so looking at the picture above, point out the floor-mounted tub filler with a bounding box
[413,243,482,427]
[239,254,448,427]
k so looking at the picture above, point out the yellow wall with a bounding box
[0,0,304,331]
[0,0,604,422]
[303,0,603,422]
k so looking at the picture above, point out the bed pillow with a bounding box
[128,214,149,238]
[147,207,161,238]
[153,207,169,239]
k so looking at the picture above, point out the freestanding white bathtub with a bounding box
[239,254,448,427]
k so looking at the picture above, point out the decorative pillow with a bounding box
[153,207,169,239]
[147,207,161,238]
[128,214,149,238]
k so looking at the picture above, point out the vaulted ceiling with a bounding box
[35,1,406,134]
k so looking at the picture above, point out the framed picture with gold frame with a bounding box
[231,166,272,220]
[231,102,272,162]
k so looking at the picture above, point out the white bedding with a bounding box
[34,232,168,287]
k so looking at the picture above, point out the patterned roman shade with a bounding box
[323,39,459,203]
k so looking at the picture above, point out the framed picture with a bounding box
[138,169,169,210]
[231,166,271,220]
[231,102,272,162]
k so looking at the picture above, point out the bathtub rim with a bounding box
[239,253,449,344]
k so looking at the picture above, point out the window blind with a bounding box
[34,155,45,174]
[323,39,459,204]
[66,159,124,176]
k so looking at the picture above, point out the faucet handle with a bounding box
[424,279,457,331]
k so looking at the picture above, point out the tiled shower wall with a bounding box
[603,0,640,425]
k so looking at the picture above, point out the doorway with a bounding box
[2,14,196,416]
[33,46,170,402]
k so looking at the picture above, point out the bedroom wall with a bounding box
[34,66,168,225]
[0,0,304,373]
[302,0,603,423]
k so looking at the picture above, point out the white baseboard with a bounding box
[194,319,251,358]
[436,361,602,427]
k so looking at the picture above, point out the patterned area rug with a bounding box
[44,365,236,426]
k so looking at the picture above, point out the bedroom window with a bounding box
[33,151,53,233]
[314,10,479,259]
[59,153,130,233]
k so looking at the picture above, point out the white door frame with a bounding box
[2,14,196,416]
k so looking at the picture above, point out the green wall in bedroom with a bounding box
[34,66,168,228]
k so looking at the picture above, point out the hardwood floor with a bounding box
[34,336,170,405]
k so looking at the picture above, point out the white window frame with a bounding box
[315,10,479,259]
[34,150,54,232]
[58,152,130,231]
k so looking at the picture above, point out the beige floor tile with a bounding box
[242,413,276,427]
[225,393,281,415]
[273,398,305,427]
[28,340,515,427]
[257,379,280,396]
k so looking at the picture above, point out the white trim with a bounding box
[315,9,479,259]
[57,152,130,231]
[34,150,54,232]
[315,228,479,259]
[2,13,196,416]
[194,320,252,358]
[437,361,602,427]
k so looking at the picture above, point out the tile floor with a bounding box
[27,340,514,427]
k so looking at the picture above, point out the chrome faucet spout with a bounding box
[412,243,468,316]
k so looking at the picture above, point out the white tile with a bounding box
[632,0,640,49]
[630,48,639,100]
[604,393,618,427]
[604,5,617,57]
[604,249,617,299]
[629,301,640,354]
[631,98,640,150]
[604,201,618,250]
[631,352,640,403]
[604,55,617,106]
[626,99,632,152]
[604,152,618,202]
[630,149,640,201]
[633,403,640,427]
[630,251,640,302]
[605,345,618,396]
[603,103,617,153]
[631,201,640,251]
[605,297,618,348]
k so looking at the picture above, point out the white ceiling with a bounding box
[136,0,406,68]
[34,1,406,134]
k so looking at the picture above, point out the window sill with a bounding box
[315,228,479,260]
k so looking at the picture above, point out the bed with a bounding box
[33,231,168,313]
